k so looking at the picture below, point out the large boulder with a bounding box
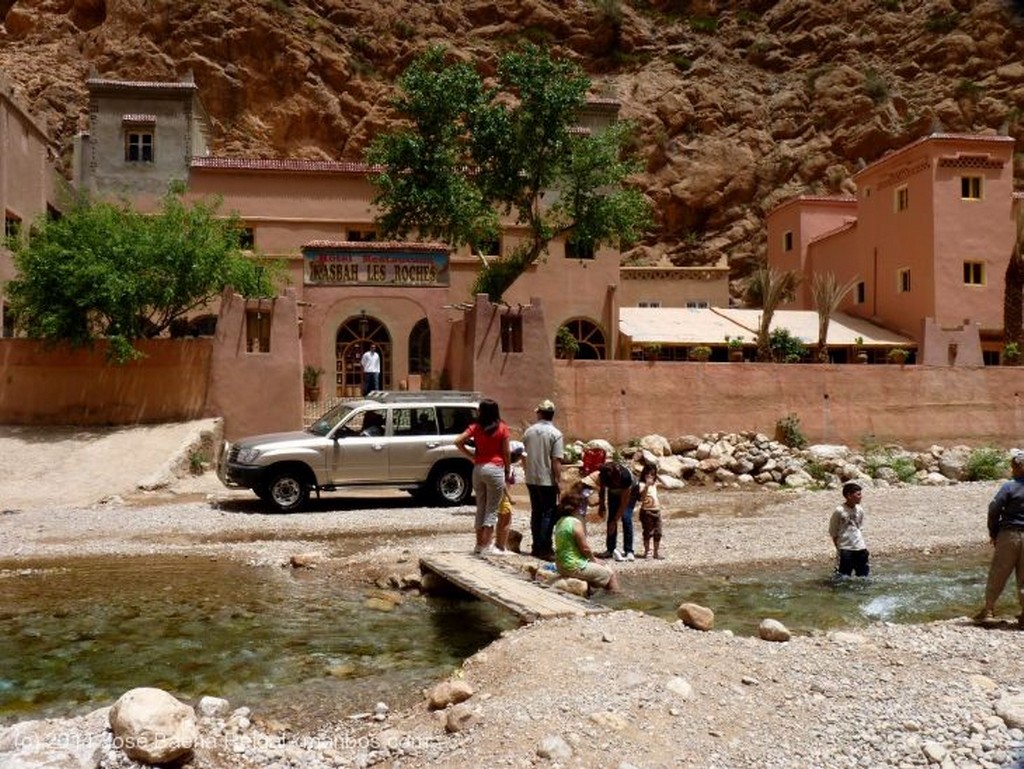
[639,434,672,457]
[108,687,197,764]
[676,602,715,631]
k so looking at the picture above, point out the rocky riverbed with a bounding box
[2,424,1023,768]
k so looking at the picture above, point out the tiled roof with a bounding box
[87,78,197,91]
[853,132,1014,181]
[767,195,857,217]
[191,157,381,174]
[303,240,449,251]
[808,218,857,246]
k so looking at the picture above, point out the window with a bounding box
[898,268,911,293]
[238,227,255,250]
[392,407,438,437]
[686,300,709,309]
[470,236,500,256]
[4,213,21,240]
[500,314,523,353]
[557,318,606,359]
[638,301,662,308]
[855,281,866,304]
[125,131,154,162]
[961,176,982,200]
[245,308,272,353]
[895,186,909,212]
[565,239,595,260]
[963,261,985,285]
[437,406,475,435]
[346,229,377,242]
[783,231,793,252]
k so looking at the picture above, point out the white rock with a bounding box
[196,696,230,718]
[108,687,198,764]
[536,734,573,760]
[758,618,792,642]
[995,694,1024,729]
[665,676,694,700]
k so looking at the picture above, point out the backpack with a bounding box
[581,447,607,476]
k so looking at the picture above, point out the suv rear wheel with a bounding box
[427,462,472,506]
[266,469,310,513]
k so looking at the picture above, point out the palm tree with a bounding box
[742,265,801,362]
[811,273,859,363]
[1004,211,1024,350]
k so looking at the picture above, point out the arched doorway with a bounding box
[556,318,606,360]
[335,315,392,397]
[408,318,431,386]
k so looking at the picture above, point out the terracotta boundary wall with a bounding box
[0,338,211,425]
[550,360,1024,449]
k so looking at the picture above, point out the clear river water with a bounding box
[0,545,1002,726]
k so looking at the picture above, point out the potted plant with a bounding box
[887,347,909,366]
[644,342,663,361]
[303,365,324,401]
[1004,342,1021,366]
[854,336,869,364]
[556,326,579,361]
[726,335,744,362]
[688,345,711,362]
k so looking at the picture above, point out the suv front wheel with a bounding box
[265,468,311,513]
[427,462,472,506]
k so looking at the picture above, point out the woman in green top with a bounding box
[552,494,620,592]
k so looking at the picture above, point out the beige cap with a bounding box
[536,399,556,413]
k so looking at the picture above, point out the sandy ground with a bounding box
[0,420,226,510]
[2,423,1023,769]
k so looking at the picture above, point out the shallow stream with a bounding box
[0,546,1005,726]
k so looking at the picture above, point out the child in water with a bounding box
[829,481,869,577]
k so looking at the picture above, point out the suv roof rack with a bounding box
[366,391,481,403]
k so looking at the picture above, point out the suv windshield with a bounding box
[308,403,356,437]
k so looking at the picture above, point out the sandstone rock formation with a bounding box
[2,0,1023,284]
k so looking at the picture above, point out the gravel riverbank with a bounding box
[2,425,1023,768]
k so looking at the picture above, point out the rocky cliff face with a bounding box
[2,0,1023,281]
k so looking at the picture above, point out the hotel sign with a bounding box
[303,248,450,288]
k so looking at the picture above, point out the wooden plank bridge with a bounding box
[419,552,609,623]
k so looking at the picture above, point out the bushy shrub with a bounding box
[966,447,1008,481]
[890,455,917,483]
[769,328,807,362]
[775,413,807,449]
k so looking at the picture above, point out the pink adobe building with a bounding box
[68,75,727,396]
[0,73,60,337]
[768,133,1021,365]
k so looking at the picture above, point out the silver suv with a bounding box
[218,392,479,512]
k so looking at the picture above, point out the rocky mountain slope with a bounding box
[2,0,1023,282]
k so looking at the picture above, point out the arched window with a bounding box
[335,315,391,396]
[408,319,431,377]
[556,318,606,360]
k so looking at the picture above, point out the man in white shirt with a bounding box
[522,399,564,560]
[360,344,381,395]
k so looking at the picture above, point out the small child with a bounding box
[496,441,526,553]
[637,462,663,559]
[829,481,869,576]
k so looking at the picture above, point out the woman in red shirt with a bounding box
[455,398,511,555]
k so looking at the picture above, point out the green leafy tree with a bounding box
[4,188,281,362]
[742,265,801,362]
[367,44,652,301]
[1004,210,1024,349]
